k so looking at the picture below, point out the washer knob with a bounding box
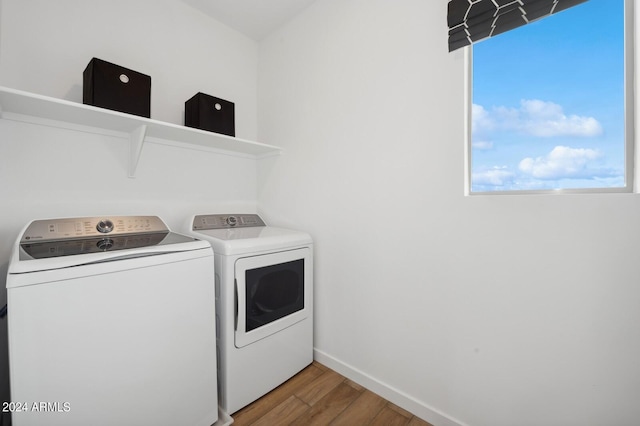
[226,216,238,227]
[97,238,114,251]
[96,219,114,234]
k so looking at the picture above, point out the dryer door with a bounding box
[235,247,312,348]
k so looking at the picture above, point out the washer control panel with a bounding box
[193,214,266,230]
[20,216,169,243]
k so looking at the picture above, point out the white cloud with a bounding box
[518,100,603,137]
[472,166,515,186]
[472,99,603,138]
[518,146,603,179]
[471,104,495,134]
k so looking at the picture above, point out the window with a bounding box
[468,0,632,193]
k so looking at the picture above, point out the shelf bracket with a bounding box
[129,125,147,178]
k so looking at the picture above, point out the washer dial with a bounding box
[97,238,114,251]
[96,219,115,234]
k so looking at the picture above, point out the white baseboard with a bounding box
[313,348,467,426]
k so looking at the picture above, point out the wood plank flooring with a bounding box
[231,361,434,426]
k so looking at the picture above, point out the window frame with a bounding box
[464,0,635,195]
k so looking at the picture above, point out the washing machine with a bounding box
[6,216,218,426]
[187,214,313,415]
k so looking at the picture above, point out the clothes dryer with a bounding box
[6,216,218,426]
[187,214,313,415]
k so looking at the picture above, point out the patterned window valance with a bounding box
[447,0,588,52]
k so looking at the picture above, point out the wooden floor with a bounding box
[231,361,434,426]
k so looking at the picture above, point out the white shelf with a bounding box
[0,86,281,177]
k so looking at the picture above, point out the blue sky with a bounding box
[471,0,625,192]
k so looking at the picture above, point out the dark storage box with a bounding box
[83,58,151,118]
[185,92,235,137]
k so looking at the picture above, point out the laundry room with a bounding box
[0,1,639,426]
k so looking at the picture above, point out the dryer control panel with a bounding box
[20,216,169,243]
[193,214,266,230]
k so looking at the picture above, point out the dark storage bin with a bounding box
[185,92,235,137]
[83,58,151,118]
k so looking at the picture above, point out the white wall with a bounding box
[257,1,640,425]
[0,0,260,420]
